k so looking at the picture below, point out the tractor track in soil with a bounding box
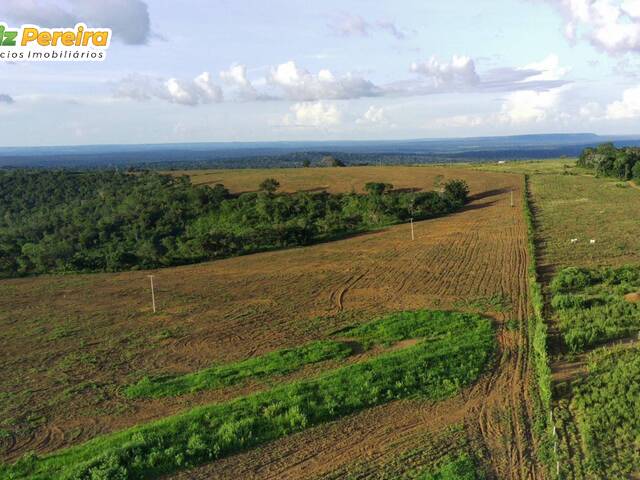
[0,167,543,479]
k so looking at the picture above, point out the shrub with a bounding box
[550,267,595,293]
[259,178,280,194]
[443,179,470,204]
[550,265,640,352]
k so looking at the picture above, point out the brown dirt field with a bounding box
[0,166,541,479]
[170,165,460,194]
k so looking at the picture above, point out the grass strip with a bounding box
[124,340,352,399]
[522,175,555,469]
[2,310,494,480]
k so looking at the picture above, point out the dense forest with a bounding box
[577,143,640,180]
[0,170,469,277]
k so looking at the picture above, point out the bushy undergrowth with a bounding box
[1,310,494,480]
[571,346,640,477]
[414,453,484,480]
[124,340,352,399]
[522,175,554,465]
[550,265,640,352]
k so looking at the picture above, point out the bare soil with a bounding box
[0,166,542,479]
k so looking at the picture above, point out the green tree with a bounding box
[443,179,470,204]
[320,156,345,167]
[259,178,280,194]
[633,161,640,181]
[364,182,393,196]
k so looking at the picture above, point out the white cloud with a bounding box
[327,13,407,39]
[115,72,223,106]
[432,114,486,128]
[520,54,570,81]
[0,0,151,45]
[606,85,640,118]
[499,88,565,123]
[541,0,640,54]
[267,60,380,100]
[580,101,604,118]
[356,105,388,124]
[220,64,273,101]
[220,64,251,88]
[390,54,570,96]
[410,56,480,89]
[283,101,342,127]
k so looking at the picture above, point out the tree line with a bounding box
[577,143,640,180]
[0,170,470,277]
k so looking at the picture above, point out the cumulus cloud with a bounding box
[219,64,260,100]
[267,60,381,101]
[283,101,342,127]
[356,105,388,124]
[0,94,15,105]
[396,54,570,95]
[114,53,571,109]
[410,55,480,88]
[0,0,151,45]
[606,85,640,118]
[115,72,223,106]
[520,54,570,81]
[499,88,566,123]
[327,13,407,39]
[540,0,640,54]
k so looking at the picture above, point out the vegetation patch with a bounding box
[124,340,353,399]
[1,310,494,480]
[550,265,640,352]
[523,175,555,467]
[413,454,485,480]
[0,170,469,277]
[578,143,640,181]
[569,345,640,477]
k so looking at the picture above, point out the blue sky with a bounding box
[2,0,640,146]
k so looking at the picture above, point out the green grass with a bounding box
[570,345,640,477]
[550,266,640,352]
[476,159,640,268]
[522,174,556,471]
[414,453,484,480]
[124,340,352,399]
[1,310,494,480]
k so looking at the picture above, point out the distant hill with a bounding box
[2,133,640,169]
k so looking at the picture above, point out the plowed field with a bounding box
[0,166,542,479]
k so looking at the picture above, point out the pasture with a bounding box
[482,159,640,479]
[476,159,640,270]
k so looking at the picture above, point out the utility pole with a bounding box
[148,275,156,313]
[410,217,415,241]
[510,190,514,207]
